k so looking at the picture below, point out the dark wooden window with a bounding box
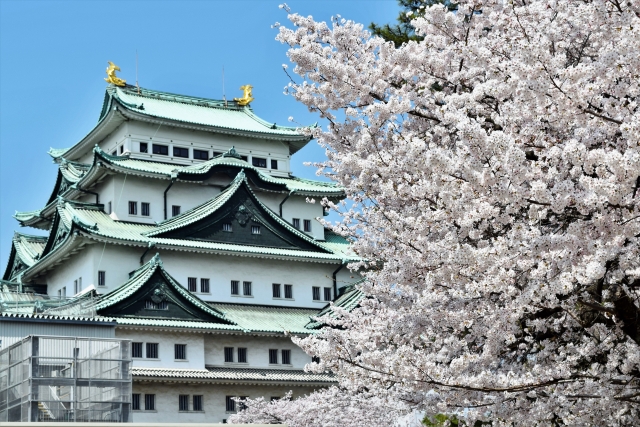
[152,144,168,155]
[175,344,187,360]
[238,348,247,363]
[272,283,281,298]
[312,286,321,301]
[243,281,252,296]
[193,149,209,160]
[269,349,278,364]
[271,396,281,402]
[284,284,293,299]
[200,278,210,293]
[223,223,232,232]
[145,394,156,410]
[292,218,300,229]
[224,347,234,363]
[312,356,321,363]
[173,147,189,158]
[251,225,261,234]
[98,271,106,287]
[172,205,181,217]
[240,155,248,162]
[188,277,197,292]
[193,395,203,412]
[140,142,148,153]
[282,349,291,365]
[231,280,239,295]
[212,151,223,157]
[107,201,112,214]
[179,394,189,411]
[132,393,141,410]
[141,202,150,216]
[146,343,158,359]
[304,219,311,232]
[119,145,124,154]
[324,287,332,301]
[128,201,138,215]
[225,396,236,412]
[132,342,143,358]
[271,159,278,170]
[252,157,267,168]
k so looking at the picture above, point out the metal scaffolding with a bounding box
[0,336,131,422]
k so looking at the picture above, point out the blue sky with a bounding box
[0,0,399,265]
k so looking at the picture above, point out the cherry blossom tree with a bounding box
[232,1,640,424]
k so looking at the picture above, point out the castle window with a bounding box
[252,157,267,168]
[240,155,248,162]
[225,396,236,413]
[145,394,156,410]
[200,278,210,293]
[193,149,209,160]
[173,147,189,158]
[243,281,252,296]
[312,286,320,301]
[146,343,159,359]
[269,349,278,364]
[145,300,168,310]
[238,348,247,363]
[141,202,150,216]
[284,284,293,299]
[132,393,141,410]
[271,159,278,170]
[152,144,168,155]
[132,342,143,358]
[193,395,203,412]
[223,223,232,232]
[292,218,300,229]
[74,280,78,295]
[140,142,148,153]
[324,287,332,301]
[224,347,234,363]
[231,280,239,295]
[179,394,189,411]
[107,201,112,214]
[251,225,261,235]
[212,151,223,157]
[119,145,124,154]
[282,349,291,365]
[304,219,311,232]
[175,344,187,360]
[172,205,181,217]
[188,277,197,292]
[128,201,138,215]
[98,271,106,287]
[272,283,281,298]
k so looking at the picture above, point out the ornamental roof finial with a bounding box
[234,85,254,106]
[105,61,126,87]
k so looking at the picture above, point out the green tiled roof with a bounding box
[132,366,335,384]
[12,233,47,267]
[209,303,320,334]
[112,317,240,331]
[48,147,71,159]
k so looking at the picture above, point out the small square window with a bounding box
[231,280,239,295]
[107,201,112,214]
[129,201,138,215]
[251,225,261,234]
[304,219,311,232]
[193,395,203,412]
[284,284,293,299]
[98,271,106,287]
[324,287,332,301]
[173,147,189,158]
[119,145,124,154]
[140,142,148,153]
[272,283,281,298]
[152,144,168,155]
[243,281,252,296]
[175,344,187,360]
[146,343,159,359]
[271,159,278,170]
[193,149,209,160]
[201,278,210,293]
[223,223,232,232]
[145,394,156,411]
[312,286,320,301]
[132,342,143,358]
[282,349,291,365]
[141,202,150,216]
[312,356,320,363]
[269,349,278,364]
[292,218,300,229]
[172,205,181,217]
[238,347,247,363]
[74,279,78,294]
[179,394,189,411]
[132,393,141,410]
[188,277,197,293]
[240,155,248,162]
[252,157,267,168]
[224,347,234,363]
[225,396,236,413]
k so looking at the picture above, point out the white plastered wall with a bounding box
[44,243,97,297]
[204,334,311,369]
[116,329,206,369]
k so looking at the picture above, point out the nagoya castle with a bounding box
[0,64,362,423]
